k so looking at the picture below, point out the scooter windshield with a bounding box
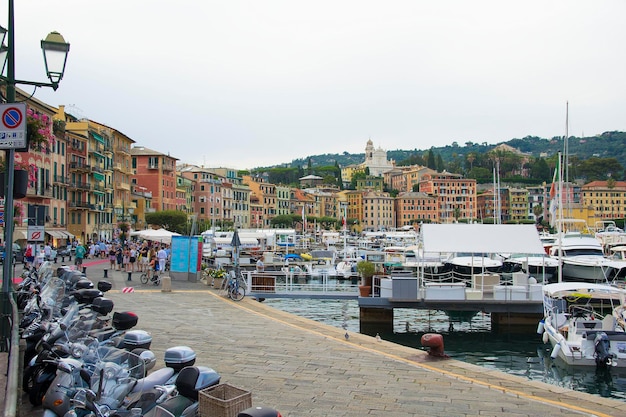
[23,277,65,320]
[88,348,145,409]
[37,261,55,285]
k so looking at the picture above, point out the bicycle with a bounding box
[140,269,161,286]
[222,272,246,301]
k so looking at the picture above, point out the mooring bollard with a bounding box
[82,266,87,274]
[127,272,132,281]
[103,269,108,278]
[161,276,172,292]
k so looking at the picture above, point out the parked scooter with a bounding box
[41,312,155,416]
[24,294,120,405]
[65,365,221,417]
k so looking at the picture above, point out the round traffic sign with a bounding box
[2,107,23,129]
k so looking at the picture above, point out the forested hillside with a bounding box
[248,131,625,187]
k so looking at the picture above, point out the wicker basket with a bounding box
[199,383,252,417]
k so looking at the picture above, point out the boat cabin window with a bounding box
[575,320,602,332]
[562,248,604,257]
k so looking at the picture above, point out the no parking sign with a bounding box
[0,103,27,149]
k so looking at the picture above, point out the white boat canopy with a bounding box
[421,224,545,254]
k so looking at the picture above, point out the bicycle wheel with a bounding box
[140,273,149,284]
[230,284,245,301]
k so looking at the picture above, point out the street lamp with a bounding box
[0,1,70,349]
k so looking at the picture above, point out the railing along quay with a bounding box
[242,269,544,315]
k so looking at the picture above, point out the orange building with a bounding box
[419,173,476,223]
[395,192,438,226]
[131,146,178,212]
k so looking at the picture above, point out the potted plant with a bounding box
[210,268,227,289]
[356,260,375,297]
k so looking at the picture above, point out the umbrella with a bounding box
[138,228,181,244]
[231,229,241,271]
[230,230,241,247]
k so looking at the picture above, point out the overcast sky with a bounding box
[11,1,626,170]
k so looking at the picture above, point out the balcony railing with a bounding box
[69,162,91,171]
[69,201,95,210]
[53,175,70,184]
[26,187,53,198]
[68,182,91,190]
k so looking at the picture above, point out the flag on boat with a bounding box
[549,154,561,227]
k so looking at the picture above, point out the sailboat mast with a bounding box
[563,102,570,218]
[557,151,563,283]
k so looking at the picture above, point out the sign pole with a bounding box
[1,0,17,352]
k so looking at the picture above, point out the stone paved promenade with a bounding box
[4,259,626,416]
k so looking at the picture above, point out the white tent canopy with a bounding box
[421,224,545,254]
[137,228,181,244]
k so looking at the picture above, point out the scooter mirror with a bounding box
[79,369,91,385]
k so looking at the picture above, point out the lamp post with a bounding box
[0,0,70,350]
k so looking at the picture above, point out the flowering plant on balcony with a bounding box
[0,159,38,187]
[27,108,56,152]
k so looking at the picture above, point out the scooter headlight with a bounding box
[103,363,119,380]
[71,344,85,359]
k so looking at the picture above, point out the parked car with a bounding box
[46,247,59,262]
[0,243,24,264]
[57,245,72,258]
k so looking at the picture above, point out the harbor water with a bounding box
[264,298,626,402]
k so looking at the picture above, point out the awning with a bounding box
[45,230,66,239]
[13,230,27,240]
[91,132,105,144]
[92,172,105,181]
[63,231,75,239]
[421,224,545,254]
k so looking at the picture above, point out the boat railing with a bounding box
[243,270,360,295]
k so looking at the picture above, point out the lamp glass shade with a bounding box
[0,45,7,76]
[41,31,70,83]
[0,26,6,48]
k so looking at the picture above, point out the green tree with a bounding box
[427,148,436,169]
[436,154,444,172]
[145,210,188,234]
[529,158,551,182]
[270,214,294,228]
[578,157,623,181]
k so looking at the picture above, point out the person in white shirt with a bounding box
[43,243,52,261]
[157,246,168,274]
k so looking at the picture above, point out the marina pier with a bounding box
[243,270,544,333]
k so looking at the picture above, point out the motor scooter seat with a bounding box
[131,367,175,394]
[144,396,194,417]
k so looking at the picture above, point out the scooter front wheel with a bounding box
[22,365,35,393]
[28,378,47,406]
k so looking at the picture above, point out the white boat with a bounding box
[500,253,559,283]
[540,282,626,369]
[443,253,502,279]
[549,232,626,282]
[595,221,626,250]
